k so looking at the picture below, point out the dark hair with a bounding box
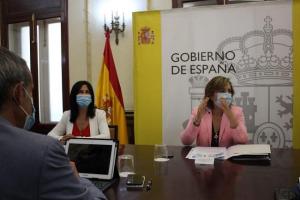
[205,76,234,109]
[70,80,95,122]
[0,47,32,109]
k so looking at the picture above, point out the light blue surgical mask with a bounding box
[76,94,92,107]
[214,92,233,108]
[18,88,36,130]
[23,106,36,130]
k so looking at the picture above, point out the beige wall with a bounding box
[69,0,88,84]
[150,0,172,10]
[68,0,171,110]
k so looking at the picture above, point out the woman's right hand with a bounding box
[60,134,76,144]
[194,97,209,125]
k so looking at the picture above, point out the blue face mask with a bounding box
[18,88,36,130]
[214,92,233,108]
[76,94,92,107]
[24,105,36,130]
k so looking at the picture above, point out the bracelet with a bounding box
[193,119,200,127]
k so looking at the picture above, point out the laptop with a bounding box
[65,138,119,191]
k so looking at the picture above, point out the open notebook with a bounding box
[65,138,119,191]
[186,144,271,164]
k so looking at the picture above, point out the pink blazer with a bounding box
[180,106,248,147]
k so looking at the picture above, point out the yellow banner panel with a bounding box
[133,11,162,145]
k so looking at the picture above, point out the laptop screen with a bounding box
[65,139,117,180]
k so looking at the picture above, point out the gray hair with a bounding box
[0,47,32,108]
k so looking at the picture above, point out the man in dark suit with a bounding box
[0,47,107,200]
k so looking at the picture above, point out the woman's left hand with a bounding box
[219,98,238,129]
[60,134,76,144]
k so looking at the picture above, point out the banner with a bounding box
[134,0,299,148]
[133,11,162,145]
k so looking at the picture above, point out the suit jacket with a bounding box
[48,109,110,140]
[0,117,106,200]
[180,106,248,147]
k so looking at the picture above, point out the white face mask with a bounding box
[214,92,233,108]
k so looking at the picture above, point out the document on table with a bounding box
[224,144,271,159]
[186,147,227,160]
[186,144,271,161]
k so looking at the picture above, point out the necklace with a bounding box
[213,130,219,139]
[212,112,221,140]
[212,124,219,138]
[211,124,220,147]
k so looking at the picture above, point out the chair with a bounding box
[108,125,118,140]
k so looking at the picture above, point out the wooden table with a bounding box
[105,145,300,200]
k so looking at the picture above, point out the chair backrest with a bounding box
[108,125,118,140]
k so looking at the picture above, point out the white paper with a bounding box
[186,144,271,160]
[185,147,226,160]
[195,157,214,165]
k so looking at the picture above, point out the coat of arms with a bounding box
[138,26,155,45]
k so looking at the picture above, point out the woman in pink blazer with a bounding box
[180,76,248,147]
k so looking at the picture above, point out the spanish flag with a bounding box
[96,31,128,144]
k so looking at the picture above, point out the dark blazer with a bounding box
[0,117,106,200]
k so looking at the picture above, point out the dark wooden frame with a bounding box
[108,125,118,140]
[172,0,229,8]
[1,0,69,134]
[125,111,134,144]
